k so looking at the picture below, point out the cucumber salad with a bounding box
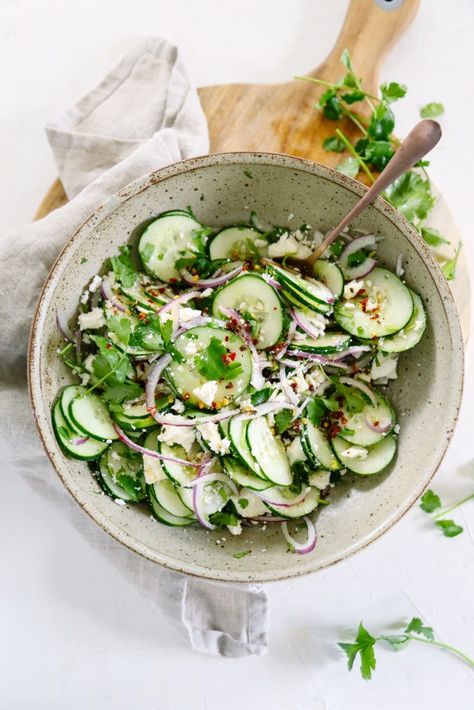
[53,208,426,555]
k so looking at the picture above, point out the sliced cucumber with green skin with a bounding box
[300,421,342,470]
[110,409,157,432]
[339,389,395,446]
[378,291,426,353]
[222,456,273,491]
[212,274,283,349]
[209,226,267,260]
[281,286,331,315]
[246,417,292,486]
[159,442,201,485]
[334,267,413,338]
[52,400,109,460]
[69,393,118,442]
[148,485,194,526]
[228,418,264,477]
[167,326,252,408]
[98,442,146,502]
[268,262,333,313]
[264,487,320,519]
[119,282,158,312]
[332,434,397,474]
[151,479,196,518]
[313,260,344,298]
[289,332,352,355]
[138,213,203,282]
[59,385,86,432]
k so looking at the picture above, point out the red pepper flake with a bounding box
[169,277,177,284]
[225,382,234,390]
[106,343,112,349]
[138,312,147,320]
[183,393,190,400]
[229,351,236,361]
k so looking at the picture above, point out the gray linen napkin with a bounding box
[0,36,268,658]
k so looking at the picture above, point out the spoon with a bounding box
[299,119,442,274]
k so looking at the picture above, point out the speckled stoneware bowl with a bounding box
[29,153,464,583]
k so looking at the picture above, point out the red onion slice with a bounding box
[71,436,89,446]
[366,416,393,434]
[343,258,377,280]
[56,311,74,341]
[156,290,200,316]
[290,308,325,340]
[281,516,317,554]
[113,424,202,467]
[145,353,172,414]
[289,350,349,369]
[185,472,239,496]
[338,376,377,407]
[266,277,282,290]
[220,306,265,389]
[150,408,236,428]
[180,265,243,288]
[332,345,371,361]
[340,234,377,280]
[256,487,310,508]
[100,280,127,312]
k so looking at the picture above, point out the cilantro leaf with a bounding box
[380,81,407,103]
[384,171,436,224]
[405,617,435,641]
[251,387,272,406]
[209,510,239,527]
[102,381,143,404]
[319,89,343,120]
[306,397,327,426]
[347,249,368,267]
[339,623,377,680]
[110,245,137,288]
[323,136,345,153]
[89,335,130,385]
[330,237,345,258]
[420,226,449,247]
[336,156,359,178]
[107,315,131,346]
[358,139,394,171]
[290,460,310,495]
[332,380,369,414]
[233,550,251,559]
[238,498,249,509]
[340,49,352,70]
[274,409,293,434]
[420,489,442,513]
[441,244,462,281]
[435,519,464,537]
[197,337,243,381]
[341,90,365,104]
[420,102,444,118]
[368,103,395,140]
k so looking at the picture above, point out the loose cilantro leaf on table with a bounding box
[336,156,359,178]
[197,337,243,381]
[323,136,345,153]
[421,226,449,247]
[435,519,464,537]
[384,172,435,224]
[441,244,461,281]
[110,245,137,288]
[420,489,441,513]
[339,617,474,679]
[420,102,444,118]
[380,81,407,103]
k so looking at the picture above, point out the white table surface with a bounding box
[2,1,473,707]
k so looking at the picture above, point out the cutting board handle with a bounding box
[308,0,420,89]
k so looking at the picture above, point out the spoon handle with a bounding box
[307,119,442,266]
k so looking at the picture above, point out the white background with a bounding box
[1,1,474,708]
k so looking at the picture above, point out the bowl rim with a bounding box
[28,151,464,583]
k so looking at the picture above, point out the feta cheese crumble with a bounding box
[78,307,106,330]
[342,446,369,460]
[158,425,195,453]
[193,380,218,407]
[267,232,312,260]
[197,421,231,455]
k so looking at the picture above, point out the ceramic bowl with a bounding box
[29,153,464,582]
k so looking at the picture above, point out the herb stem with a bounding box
[295,75,337,90]
[433,493,474,520]
[409,635,474,668]
[342,109,368,136]
[58,342,74,357]
[335,129,375,183]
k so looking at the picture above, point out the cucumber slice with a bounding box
[264,487,320,519]
[281,286,332,315]
[209,226,267,260]
[268,262,333,313]
[228,418,264,477]
[98,442,146,502]
[142,430,167,484]
[332,434,397,474]
[247,417,292,486]
[212,274,283,349]
[222,457,273,491]
[148,485,194,526]
[110,408,157,432]
[69,393,118,442]
[313,260,344,298]
[151,479,196,518]
[167,326,252,407]
[289,332,352,354]
[52,400,108,460]
[339,389,395,446]
[301,421,342,470]
[159,442,201,485]
[334,267,413,338]
[119,282,157,312]
[378,291,426,353]
[138,213,203,282]
[59,385,86,432]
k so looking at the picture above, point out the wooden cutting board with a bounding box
[35,0,470,340]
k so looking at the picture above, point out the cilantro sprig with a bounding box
[339,617,474,680]
[420,488,474,538]
[197,337,243,381]
[297,50,460,280]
